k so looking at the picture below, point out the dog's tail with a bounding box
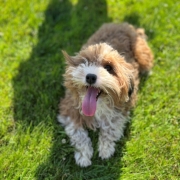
[134,28,154,75]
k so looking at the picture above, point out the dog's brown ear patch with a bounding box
[62,50,79,66]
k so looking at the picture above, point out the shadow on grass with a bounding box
[13,0,131,179]
[124,12,155,41]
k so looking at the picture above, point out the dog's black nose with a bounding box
[86,74,97,85]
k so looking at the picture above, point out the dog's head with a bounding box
[62,43,134,117]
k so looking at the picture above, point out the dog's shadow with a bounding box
[13,1,154,179]
[12,0,126,179]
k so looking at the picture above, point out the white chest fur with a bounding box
[94,97,128,131]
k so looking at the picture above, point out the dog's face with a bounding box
[63,43,134,117]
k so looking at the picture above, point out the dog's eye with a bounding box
[104,65,113,74]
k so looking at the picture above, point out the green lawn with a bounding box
[0,0,180,179]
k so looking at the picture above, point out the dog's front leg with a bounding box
[98,115,127,159]
[58,115,93,167]
[65,124,93,167]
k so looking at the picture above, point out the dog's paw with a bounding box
[98,141,115,159]
[75,152,92,167]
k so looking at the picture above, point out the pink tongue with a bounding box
[82,87,99,116]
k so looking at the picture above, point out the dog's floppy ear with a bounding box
[62,50,78,66]
[128,78,134,97]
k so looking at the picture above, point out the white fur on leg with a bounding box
[95,106,128,159]
[58,115,93,167]
[98,138,115,159]
[57,114,71,126]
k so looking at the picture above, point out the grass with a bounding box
[0,0,179,179]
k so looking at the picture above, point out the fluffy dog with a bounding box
[58,23,153,167]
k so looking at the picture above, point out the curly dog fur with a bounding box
[58,23,153,167]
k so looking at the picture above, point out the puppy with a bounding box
[58,23,153,167]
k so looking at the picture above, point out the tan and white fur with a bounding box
[58,23,153,167]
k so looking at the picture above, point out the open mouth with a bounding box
[86,86,102,100]
[82,86,102,117]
